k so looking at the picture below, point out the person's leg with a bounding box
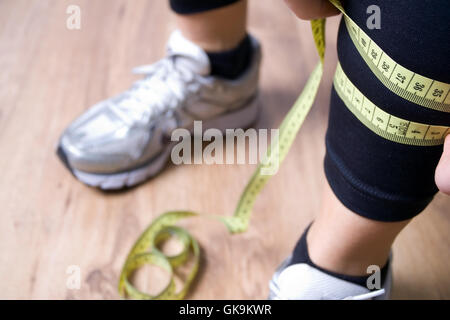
[307,183,409,277]
[170,0,252,80]
[304,0,450,281]
[271,0,450,300]
[291,7,448,289]
[173,0,248,52]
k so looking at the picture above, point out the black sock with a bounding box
[206,34,252,80]
[290,224,389,289]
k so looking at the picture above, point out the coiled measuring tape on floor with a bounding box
[334,62,450,146]
[118,0,448,299]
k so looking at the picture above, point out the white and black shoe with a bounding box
[268,255,392,300]
[57,30,261,189]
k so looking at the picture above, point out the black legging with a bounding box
[170,0,450,221]
[328,0,450,221]
[169,0,240,14]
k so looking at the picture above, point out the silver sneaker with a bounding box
[57,30,261,189]
[268,255,392,300]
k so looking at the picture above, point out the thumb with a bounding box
[435,133,450,195]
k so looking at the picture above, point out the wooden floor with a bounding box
[0,0,448,299]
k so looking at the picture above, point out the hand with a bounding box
[435,134,450,195]
[283,0,340,20]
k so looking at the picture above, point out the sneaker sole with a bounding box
[57,97,260,190]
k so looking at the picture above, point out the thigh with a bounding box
[324,0,450,221]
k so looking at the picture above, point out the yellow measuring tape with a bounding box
[335,63,450,146]
[343,16,450,113]
[118,0,449,299]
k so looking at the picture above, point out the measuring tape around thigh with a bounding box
[334,62,449,146]
[330,0,450,113]
[118,1,449,300]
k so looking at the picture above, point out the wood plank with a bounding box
[0,0,448,299]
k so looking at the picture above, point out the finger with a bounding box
[284,0,340,20]
[435,134,450,195]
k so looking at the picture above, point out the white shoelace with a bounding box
[109,57,210,125]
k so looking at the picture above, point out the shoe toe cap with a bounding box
[58,117,158,174]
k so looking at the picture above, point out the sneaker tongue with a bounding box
[167,30,211,76]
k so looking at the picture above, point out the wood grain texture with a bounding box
[0,0,448,299]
